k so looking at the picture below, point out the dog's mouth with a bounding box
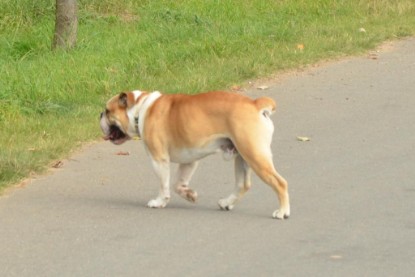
[103,125,129,145]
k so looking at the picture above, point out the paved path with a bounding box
[1,38,415,276]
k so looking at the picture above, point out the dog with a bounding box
[100,90,290,219]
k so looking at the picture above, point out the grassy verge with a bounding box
[1,0,414,191]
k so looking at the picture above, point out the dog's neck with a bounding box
[129,90,162,138]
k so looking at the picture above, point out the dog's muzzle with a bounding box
[100,112,129,145]
[103,125,127,141]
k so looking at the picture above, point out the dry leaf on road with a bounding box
[257,85,269,90]
[297,136,310,142]
[115,151,130,156]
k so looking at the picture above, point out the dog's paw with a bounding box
[184,190,198,203]
[272,209,290,220]
[218,198,234,211]
[147,197,169,208]
[175,185,198,203]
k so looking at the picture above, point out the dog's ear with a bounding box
[118,92,128,109]
[118,92,135,109]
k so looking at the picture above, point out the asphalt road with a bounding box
[1,38,414,277]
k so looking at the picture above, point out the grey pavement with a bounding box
[1,38,415,276]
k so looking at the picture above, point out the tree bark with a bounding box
[52,0,78,50]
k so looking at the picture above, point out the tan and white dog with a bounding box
[100,90,290,219]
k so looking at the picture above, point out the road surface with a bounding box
[1,38,414,276]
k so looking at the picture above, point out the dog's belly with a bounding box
[169,137,232,164]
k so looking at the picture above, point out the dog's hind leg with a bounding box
[245,152,290,219]
[231,121,290,219]
[174,161,199,203]
[218,154,251,211]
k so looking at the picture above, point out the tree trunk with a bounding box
[52,0,78,50]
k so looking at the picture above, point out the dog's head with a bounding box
[100,92,138,145]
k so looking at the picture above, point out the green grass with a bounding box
[1,0,415,191]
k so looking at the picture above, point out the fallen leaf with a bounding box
[52,160,64,168]
[257,85,269,90]
[231,85,242,91]
[368,53,378,60]
[28,147,37,152]
[297,136,310,142]
[330,255,343,260]
[116,151,130,156]
[100,177,109,186]
[297,44,305,51]
[358,27,366,33]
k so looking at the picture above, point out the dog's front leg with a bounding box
[175,161,199,203]
[147,159,171,208]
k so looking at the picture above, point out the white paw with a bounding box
[272,209,290,219]
[218,198,234,211]
[147,197,168,208]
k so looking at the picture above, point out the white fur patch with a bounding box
[132,90,142,101]
[138,91,162,137]
[126,91,162,138]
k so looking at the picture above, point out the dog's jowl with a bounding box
[101,90,290,219]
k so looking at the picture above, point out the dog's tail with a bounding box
[255,97,276,117]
